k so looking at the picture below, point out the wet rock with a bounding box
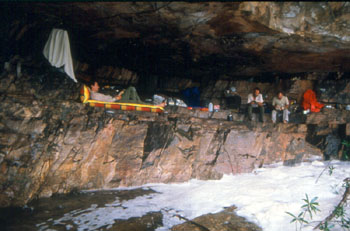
[171,206,262,231]
[324,134,341,159]
[109,212,163,231]
[0,188,159,230]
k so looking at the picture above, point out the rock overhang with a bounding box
[2,2,350,79]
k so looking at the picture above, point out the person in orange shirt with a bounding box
[302,89,324,113]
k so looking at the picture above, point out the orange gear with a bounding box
[302,89,324,112]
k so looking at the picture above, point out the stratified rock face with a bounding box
[0,111,320,208]
[3,2,350,77]
[3,2,350,210]
[318,79,350,104]
[0,71,322,207]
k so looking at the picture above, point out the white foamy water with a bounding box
[38,160,350,231]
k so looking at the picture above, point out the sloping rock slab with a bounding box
[171,206,261,231]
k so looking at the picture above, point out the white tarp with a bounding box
[43,28,77,83]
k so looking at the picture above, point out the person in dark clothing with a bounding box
[224,87,241,110]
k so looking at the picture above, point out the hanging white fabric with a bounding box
[43,28,77,83]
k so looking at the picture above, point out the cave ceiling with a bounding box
[4,2,350,78]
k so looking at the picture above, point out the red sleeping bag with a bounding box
[302,89,324,112]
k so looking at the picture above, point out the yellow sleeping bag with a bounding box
[80,85,164,113]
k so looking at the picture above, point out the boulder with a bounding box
[171,206,262,231]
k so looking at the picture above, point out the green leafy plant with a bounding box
[334,203,350,229]
[315,163,335,184]
[286,211,308,230]
[319,221,335,231]
[302,194,320,219]
[288,165,350,230]
[341,140,350,161]
[322,205,350,230]
[334,205,345,218]
[286,194,320,230]
[340,216,350,229]
[316,180,350,230]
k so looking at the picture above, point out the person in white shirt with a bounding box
[89,81,166,107]
[90,81,124,102]
[272,91,289,124]
[247,87,264,122]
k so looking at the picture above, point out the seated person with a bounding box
[247,87,264,122]
[272,91,289,124]
[90,81,165,107]
[302,89,324,112]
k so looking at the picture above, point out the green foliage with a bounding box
[328,165,335,176]
[301,194,320,219]
[341,140,350,161]
[334,205,345,218]
[287,166,350,231]
[335,203,350,229]
[315,181,350,231]
[319,221,334,231]
[340,216,350,229]
[342,140,350,148]
[330,184,339,195]
[286,211,308,225]
[286,194,320,230]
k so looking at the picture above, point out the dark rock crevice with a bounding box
[143,122,174,163]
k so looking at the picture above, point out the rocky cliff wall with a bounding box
[0,71,323,207]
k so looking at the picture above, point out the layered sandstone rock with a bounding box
[2,2,350,212]
[0,71,323,207]
[4,66,350,209]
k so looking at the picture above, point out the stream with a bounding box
[1,188,163,231]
